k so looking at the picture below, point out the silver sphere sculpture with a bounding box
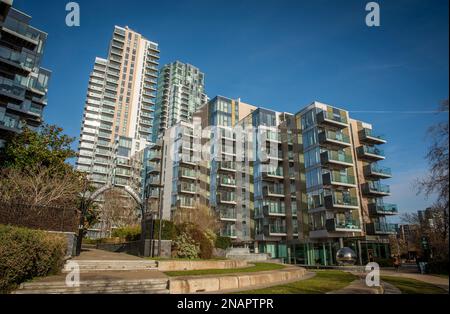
[336,247,357,265]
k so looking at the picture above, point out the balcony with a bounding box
[263,185,285,198]
[326,218,362,232]
[359,128,387,145]
[178,199,196,209]
[149,151,161,162]
[369,203,398,216]
[179,168,197,180]
[262,167,284,181]
[316,110,348,128]
[220,228,237,238]
[265,130,281,143]
[322,172,357,187]
[318,130,351,147]
[263,204,286,217]
[1,18,40,49]
[324,193,359,210]
[0,46,33,74]
[179,183,197,195]
[219,209,237,221]
[357,145,385,161]
[320,151,353,167]
[364,163,392,179]
[218,193,237,205]
[366,222,397,235]
[269,225,287,236]
[219,161,236,173]
[148,189,160,199]
[219,177,236,188]
[362,182,391,196]
[147,176,161,187]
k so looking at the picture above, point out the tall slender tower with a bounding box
[151,61,207,142]
[76,26,159,194]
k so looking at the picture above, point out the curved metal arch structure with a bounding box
[89,184,143,210]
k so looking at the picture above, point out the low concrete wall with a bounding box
[169,267,307,293]
[158,260,248,272]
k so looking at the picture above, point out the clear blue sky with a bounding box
[13,0,449,217]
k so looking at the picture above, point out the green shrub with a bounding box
[215,236,232,250]
[189,227,214,259]
[0,225,66,293]
[172,232,199,259]
[153,219,178,240]
[111,225,141,241]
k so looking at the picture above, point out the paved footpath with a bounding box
[381,270,449,292]
[73,247,144,260]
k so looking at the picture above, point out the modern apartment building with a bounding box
[145,98,398,265]
[151,61,207,142]
[76,26,159,197]
[0,0,51,147]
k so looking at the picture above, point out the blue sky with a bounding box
[12,0,449,217]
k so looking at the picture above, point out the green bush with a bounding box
[0,225,66,293]
[189,227,214,259]
[111,225,141,241]
[153,219,178,240]
[172,232,199,259]
[215,236,232,250]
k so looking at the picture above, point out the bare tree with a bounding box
[415,100,449,260]
[173,203,220,233]
[99,188,140,236]
[0,165,82,207]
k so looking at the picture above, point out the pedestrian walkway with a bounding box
[327,278,383,294]
[74,247,143,261]
[381,270,449,291]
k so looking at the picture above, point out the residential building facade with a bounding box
[151,61,207,142]
[144,98,398,265]
[0,0,51,147]
[76,25,159,195]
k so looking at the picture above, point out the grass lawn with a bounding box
[237,270,357,294]
[164,262,285,277]
[147,257,226,261]
[382,276,447,294]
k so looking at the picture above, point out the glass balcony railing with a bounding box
[220,177,236,186]
[332,218,361,230]
[266,167,284,177]
[370,203,398,215]
[320,130,350,144]
[326,172,356,185]
[360,128,386,142]
[219,193,236,203]
[369,164,392,176]
[269,225,287,234]
[322,150,353,164]
[220,228,236,237]
[359,145,385,157]
[317,110,348,125]
[266,205,286,215]
[366,182,390,194]
[326,192,359,208]
[265,185,285,195]
[180,168,196,178]
[220,209,237,220]
[3,18,41,43]
[0,46,35,70]
[180,182,196,193]
[266,130,281,142]
[220,161,236,170]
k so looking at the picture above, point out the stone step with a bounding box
[19,279,168,290]
[13,287,169,294]
[63,260,157,272]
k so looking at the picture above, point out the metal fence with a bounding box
[0,202,79,232]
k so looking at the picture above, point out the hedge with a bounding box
[111,225,141,241]
[0,225,66,293]
[215,236,232,250]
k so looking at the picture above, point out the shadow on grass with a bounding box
[382,276,447,294]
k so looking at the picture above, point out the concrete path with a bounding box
[381,270,449,291]
[74,247,144,261]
